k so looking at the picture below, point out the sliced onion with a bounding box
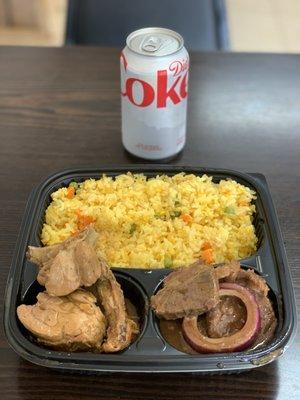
[182,283,261,353]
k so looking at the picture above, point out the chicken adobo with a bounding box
[27,227,107,297]
[97,275,139,352]
[17,227,139,353]
[17,290,106,351]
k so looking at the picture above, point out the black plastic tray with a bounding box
[4,166,296,373]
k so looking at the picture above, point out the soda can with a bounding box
[120,27,189,161]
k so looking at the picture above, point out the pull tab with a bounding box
[141,35,163,52]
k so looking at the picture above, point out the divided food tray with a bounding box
[4,166,296,373]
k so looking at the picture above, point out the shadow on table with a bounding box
[123,148,185,165]
[16,358,280,400]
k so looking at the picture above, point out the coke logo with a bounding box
[121,70,188,108]
[121,71,188,108]
[169,59,189,77]
[121,54,188,108]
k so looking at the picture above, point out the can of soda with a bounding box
[120,27,189,161]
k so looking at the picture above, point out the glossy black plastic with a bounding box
[4,166,296,373]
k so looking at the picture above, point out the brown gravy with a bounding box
[159,318,198,354]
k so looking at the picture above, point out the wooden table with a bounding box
[0,46,299,400]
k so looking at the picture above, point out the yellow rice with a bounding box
[41,173,257,268]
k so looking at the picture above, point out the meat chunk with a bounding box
[213,260,240,281]
[27,226,98,266]
[206,295,246,338]
[96,267,139,352]
[151,263,219,320]
[17,290,106,351]
[227,268,269,297]
[27,227,108,296]
[205,268,277,346]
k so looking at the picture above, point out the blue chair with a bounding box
[66,0,229,51]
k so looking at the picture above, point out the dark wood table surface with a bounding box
[0,46,299,400]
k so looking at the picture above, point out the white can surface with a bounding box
[121,27,189,160]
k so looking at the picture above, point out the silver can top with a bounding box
[126,27,184,57]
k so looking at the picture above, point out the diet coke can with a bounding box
[120,27,189,161]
